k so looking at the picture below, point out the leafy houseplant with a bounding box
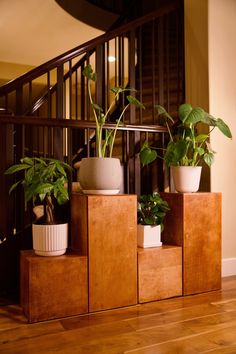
[5,157,71,223]
[139,103,232,192]
[5,157,72,256]
[82,64,145,158]
[78,65,145,194]
[137,192,170,248]
[137,192,170,230]
[140,103,232,167]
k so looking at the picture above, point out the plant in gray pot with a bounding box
[137,192,170,248]
[78,64,145,195]
[5,157,72,256]
[140,103,232,192]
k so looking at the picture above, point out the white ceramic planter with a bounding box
[78,157,122,195]
[32,223,68,256]
[171,166,202,193]
[137,224,162,248]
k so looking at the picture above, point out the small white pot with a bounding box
[78,157,122,195]
[137,224,162,248]
[171,166,202,193]
[32,223,68,256]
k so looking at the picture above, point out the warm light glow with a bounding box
[108,56,116,62]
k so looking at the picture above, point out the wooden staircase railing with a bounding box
[0,0,184,297]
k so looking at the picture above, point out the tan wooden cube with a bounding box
[71,193,138,312]
[161,192,222,295]
[20,250,88,323]
[138,245,182,303]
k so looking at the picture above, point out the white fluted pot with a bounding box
[171,166,202,193]
[137,224,162,248]
[32,223,68,256]
[78,157,122,195]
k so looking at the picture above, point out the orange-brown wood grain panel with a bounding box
[20,251,88,323]
[138,245,182,303]
[87,195,137,312]
[161,193,221,295]
[71,193,88,255]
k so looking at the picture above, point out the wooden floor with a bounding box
[1,276,236,354]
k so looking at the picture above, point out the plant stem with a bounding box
[109,104,129,157]
[45,195,54,224]
[87,78,102,157]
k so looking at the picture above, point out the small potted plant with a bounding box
[140,103,232,192]
[137,192,170,248]
[5,157,72,256]
[78,64,145,194]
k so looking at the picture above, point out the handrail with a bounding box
[0,114,168,133]
[0,0,179,95]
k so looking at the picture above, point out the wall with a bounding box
[208,0,236,275]
[185,0,236,276]
[0,61,34,85]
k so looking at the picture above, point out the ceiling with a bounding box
[0,0,117,67]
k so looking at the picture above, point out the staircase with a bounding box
[0,0,184,297]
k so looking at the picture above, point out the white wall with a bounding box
[185,0,236,276]
[208,0,236,274]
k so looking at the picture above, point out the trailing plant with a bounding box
[137,192,170,230]
[5,157,72,224]
[140,103,232,167]
[82,64,145,158]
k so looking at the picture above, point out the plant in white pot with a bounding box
[5,157,72,256]
[137,192,170,248]
[78,64,145,194]
[140,103,232,192]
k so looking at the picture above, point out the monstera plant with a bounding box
[140,103,232,192]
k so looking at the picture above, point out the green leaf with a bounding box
[92,103,103,113]
[215,118,232,138]
[20,157,34,166]
[139,143,157,166]
[201,114,217,126]
[82,64,96,81]
[9,180,22,194]
[127,95,145,109]
[110,86,136,94]
[5,163,31,175]
[155,105,174,122]
[203,152,215,167]
[194,147,205,156]
[164,140,188,166]
[143,217,155,225]
[178,103,192,122]
[195,134,209,143]
[55,161,67,177]
[179,104,205,125]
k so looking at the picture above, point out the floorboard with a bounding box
[0,276,236,353]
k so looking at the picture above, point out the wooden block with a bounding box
[89,195,137,311]
[20,250,88,323]
[161,192,222,295]
[71,193,88,255]
[138,245,182,303]
[71,194,137,312]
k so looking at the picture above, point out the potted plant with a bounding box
[78,64,145,194]
[137,192,170,248]
[5,157,72,256]
[140,103,232,192]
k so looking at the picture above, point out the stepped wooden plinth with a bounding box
[138,245,182,303]
[71,193,138,312]
[20,251,88,323]
[161,192,222,295]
